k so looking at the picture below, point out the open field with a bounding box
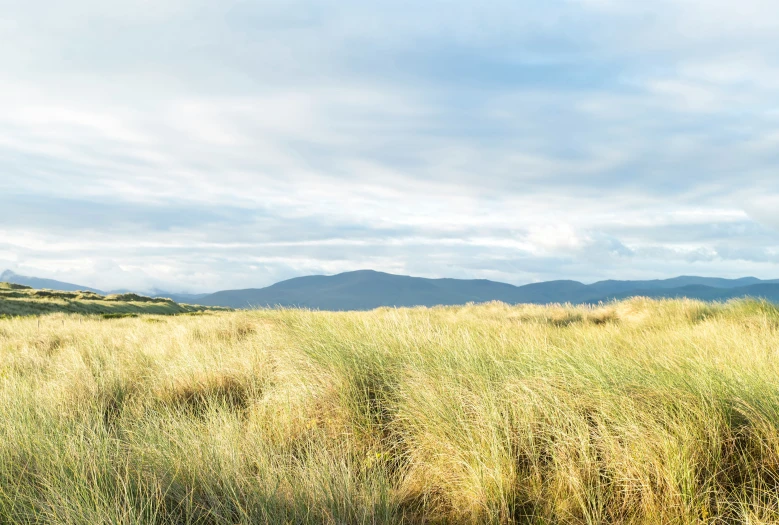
[0,282,225,317]
[3,299,779,523]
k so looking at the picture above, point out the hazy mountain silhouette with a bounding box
[6,269,779,310]
[598,283,779,303]
[0,270,206,304]
[195,270,779,310]
[109,288,209,304]
[586,276,768,297]
[0,270,104,294]
[200,270,525,310]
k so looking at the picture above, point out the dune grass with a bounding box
[0,282,223,316]
[2,298,779,523]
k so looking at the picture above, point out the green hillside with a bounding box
[0,282,226,317]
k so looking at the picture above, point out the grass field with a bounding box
[2,298,779,523]
[0,282,223,317]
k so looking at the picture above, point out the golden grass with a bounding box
[3,298,779,523]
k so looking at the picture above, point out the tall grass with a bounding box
[2,298,779,523]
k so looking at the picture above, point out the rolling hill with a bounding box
[0,281,226,317]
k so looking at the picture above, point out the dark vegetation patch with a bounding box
[157,374,252,416]
[102,313,139,319]
[32,334,68,355]
[547,312,583,327]
[216,321,256,341]
[99,378,140,430]
[587,309,619,325]
[686,303,719,323]
[105,293,175,304]
[0,291,29,299]
[513,308,620,327]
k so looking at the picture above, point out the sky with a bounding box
[2,0,779,293]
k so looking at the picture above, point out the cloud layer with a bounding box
[3,0,779,292]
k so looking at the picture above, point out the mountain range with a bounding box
[5,269,779,310]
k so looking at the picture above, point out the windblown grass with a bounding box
[2,298,779,523]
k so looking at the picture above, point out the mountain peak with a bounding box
[0,270,104,294]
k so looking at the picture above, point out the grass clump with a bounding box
[4,298,779,523]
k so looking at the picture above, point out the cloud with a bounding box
[2,0,779,291]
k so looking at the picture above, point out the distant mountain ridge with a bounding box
[5,269,779,310]
[195,270,779,310]
[0,270,206,304]
[0,270,104,294]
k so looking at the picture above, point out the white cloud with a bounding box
[2,0,779,291]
